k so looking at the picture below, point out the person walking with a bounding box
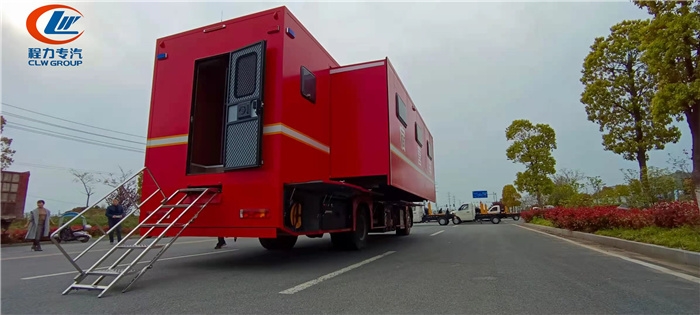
[105,198,125,245]
[25,200,52,251]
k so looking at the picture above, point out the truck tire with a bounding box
[452,216,462,225]
[513,215,520,221]
[259,235,298,250]
[396,209,411,236]
[490,216,501,224]
[331,205,369,250]
[438,217,449,226]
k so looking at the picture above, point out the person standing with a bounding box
[25,200,52,251]
[105,198,125,245]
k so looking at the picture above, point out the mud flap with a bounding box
[223,40,267,170]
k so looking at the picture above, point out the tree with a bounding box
[548,169,587,206]
[634,1,700,211]
[501,184,522,208]
[580,19,681,196]
[505,119,557,206]
[70,170,97,207]
[101,166,142,215]
[0,116,16,170]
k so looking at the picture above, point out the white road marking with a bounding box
[515,224,700,284]
[453,224,460,228]
[21,249,238,280]
[279,251,396,295]
[430,230,445,236]
[3,239,212,261]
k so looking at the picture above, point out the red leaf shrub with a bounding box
[521,201,700,232]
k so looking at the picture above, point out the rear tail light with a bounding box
[240,209,269,219]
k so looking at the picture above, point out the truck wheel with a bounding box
[397,209,411,236]
[490,217,501,224]
[438,217,449,226]
[452,216,462,225]
[513,215,520,221]
[259,235,298,250]
[331,206,369,250]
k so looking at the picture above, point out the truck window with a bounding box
[415,122,423,147]
[427,141,433,160]
[396,93,407,127]
[300,66,316,104]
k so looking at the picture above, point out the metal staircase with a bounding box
[50,167,219,298]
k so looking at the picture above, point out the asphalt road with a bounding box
[2,221,699,314]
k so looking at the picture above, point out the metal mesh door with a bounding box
[223,40,267,170]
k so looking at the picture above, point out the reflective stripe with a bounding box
[145,123,330,154]
[263,124,330,154]
[146,135,188,148]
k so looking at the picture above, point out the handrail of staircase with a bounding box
[50,167,167,273]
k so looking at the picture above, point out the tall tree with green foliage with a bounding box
[0,116,16,170]
[580,19,681,196]
[505,119,557,206]
[501,184,522,208]
[634,1,700,210]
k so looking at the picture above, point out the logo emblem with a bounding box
[26,4,84,45]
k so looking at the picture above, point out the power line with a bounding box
[1,102,145,139]
[6,123,144,153]
[3,111,146,145]
[12,161,113,175]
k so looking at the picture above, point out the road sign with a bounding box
[472,190,488,199]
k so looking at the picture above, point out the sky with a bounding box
[0,0,692,214]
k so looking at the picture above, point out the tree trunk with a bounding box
[686,108,700,213]
[636,149,651,203]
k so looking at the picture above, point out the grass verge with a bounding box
[596,226,700,253]
[528,218,700,253]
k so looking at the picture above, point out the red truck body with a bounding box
[140,6,435,249]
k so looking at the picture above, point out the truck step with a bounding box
[116,244,164,249]
[70,284,108,291]
[87,268,137,277]
[162,204,191,208]
[140,223,185,228]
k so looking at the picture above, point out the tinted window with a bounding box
[427,141,433,160]
[415,122,423,147]
[396,94,407,127]
[301,66,316,104]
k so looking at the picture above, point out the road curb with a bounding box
[522,223,700,268]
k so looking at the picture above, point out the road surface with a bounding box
[2,221,698,314]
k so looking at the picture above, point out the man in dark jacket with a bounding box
[105,198,125,244]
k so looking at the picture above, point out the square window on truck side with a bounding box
[427,141,433,160]
[396,94,407,127]
[415,122,423,147]
[300,66,316,104]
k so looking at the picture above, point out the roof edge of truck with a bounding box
[329,59,387,74]
[155,5,288,42]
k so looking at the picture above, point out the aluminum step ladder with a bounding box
[52,170,219,298]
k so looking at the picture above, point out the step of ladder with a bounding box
[116,244,164,249]
[70,284,109,291]
[87,268,138,277]
[179,187,211,193]
[140,223,185,228]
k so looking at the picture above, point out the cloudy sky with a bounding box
[1,0,691,213]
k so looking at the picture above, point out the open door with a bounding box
[223,40,267,170]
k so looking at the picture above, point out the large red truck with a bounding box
[54,6,435,297]
[139,5,436,250]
